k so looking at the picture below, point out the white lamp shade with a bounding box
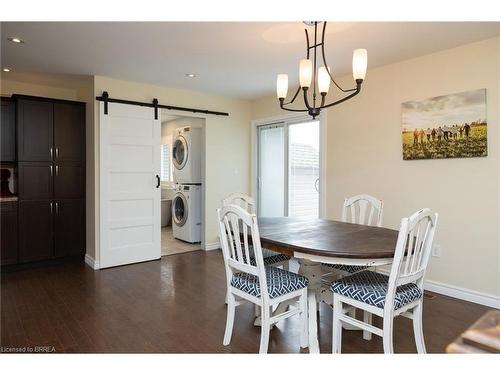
[352,49,367,80]
[299,59,313,88]
[317,66,331,94]
[276,74,288,99]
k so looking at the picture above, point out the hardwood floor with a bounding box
[0,251,489,353]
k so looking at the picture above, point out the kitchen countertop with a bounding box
[0,196,18,202]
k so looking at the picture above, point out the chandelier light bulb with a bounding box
[352,49,367,81]
[299,59,313,88]
[276,74,289,99]
[317,66,331,94]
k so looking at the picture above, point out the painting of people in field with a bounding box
[402,89,487,160]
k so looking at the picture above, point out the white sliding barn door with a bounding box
[99,102,161,268]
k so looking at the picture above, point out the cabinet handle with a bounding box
[56,165,59,176]
[55,147,59,159]
[50,147,53,159]
[55,202,59,214]
[50,202,53,214]
[156,175,160,188]
[50,165,53,176]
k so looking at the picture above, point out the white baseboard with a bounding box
[84,254,100,270]
[423,279,500,309]
[376,267,499,308]
[204,242,220,251]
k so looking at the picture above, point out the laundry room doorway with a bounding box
[159,112,206,256]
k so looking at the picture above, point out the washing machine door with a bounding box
[172,192,188,227]
[172,135,188,170]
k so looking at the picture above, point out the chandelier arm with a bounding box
[279,99,308,112]
[320,81,362,109]
[302,88,313,110]
[305,28,310,59]
[283,85,301,105]
[320,93,326,108]
[320,22,354,93]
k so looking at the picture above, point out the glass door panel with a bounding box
[257,123,285,217]
[288,120,320,219]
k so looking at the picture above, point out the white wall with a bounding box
[252,37,500,301]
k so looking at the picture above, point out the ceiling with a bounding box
[2,22,500,99]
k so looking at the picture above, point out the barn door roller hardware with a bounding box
[96,91,229,117]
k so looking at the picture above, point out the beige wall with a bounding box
[252,37,500,298]
[93,76,252,261]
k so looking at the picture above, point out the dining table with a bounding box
[257,216,400,353]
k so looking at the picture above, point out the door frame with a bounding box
[159,109,207,248]
[251,111,327,219]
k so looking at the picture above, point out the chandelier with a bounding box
[276,21,367,119]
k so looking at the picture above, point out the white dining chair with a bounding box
[222,193,290,270]
[331,208,438,354]
[218,204,309,353]
[323,194,384,276]
[322,194,384,340]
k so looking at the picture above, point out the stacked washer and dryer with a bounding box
[171,126,202,243]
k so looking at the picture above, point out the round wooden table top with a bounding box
[257,217,399,259]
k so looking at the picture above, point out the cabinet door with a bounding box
[19,201,53,262]
[18,162,53,200]
[0,201,18,265]
[1,98,16,162]
[54,199,85,257]
[17,99,53,162]
[54,103,85,161]
[53,162,84,199]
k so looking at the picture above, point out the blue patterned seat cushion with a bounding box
[231,266,308,299]
[246,245,290,266]
[322,263,368,274]
[330,271,423,310]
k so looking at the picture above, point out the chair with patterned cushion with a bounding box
[331,208,438,353]
[222,193,291,316]
[222,193,291,269]
[218,204,309,353]
[322,194,383,340]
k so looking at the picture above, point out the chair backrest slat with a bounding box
[385,208,438,312]
[228,213,245,264]
[223,216,237,260]
[342,194,383,227]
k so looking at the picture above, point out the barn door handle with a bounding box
[156,175,160,188]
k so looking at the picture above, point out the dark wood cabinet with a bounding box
[54,103,85,161]
[1,97,16,162]
[1,201,19,265]
[54,162,85,199]
[54,199,85,257]
[17,99,54,162]
[18,162,53,200]
[18,201,54,262]
[7,95,87,265]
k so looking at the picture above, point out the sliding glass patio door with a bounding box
[257,119,320,219]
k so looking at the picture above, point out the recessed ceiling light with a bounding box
[8,37,24,44]
[185,73,196,78]
[2,68,11,72]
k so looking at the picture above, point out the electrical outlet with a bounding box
[432,244,441,258]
